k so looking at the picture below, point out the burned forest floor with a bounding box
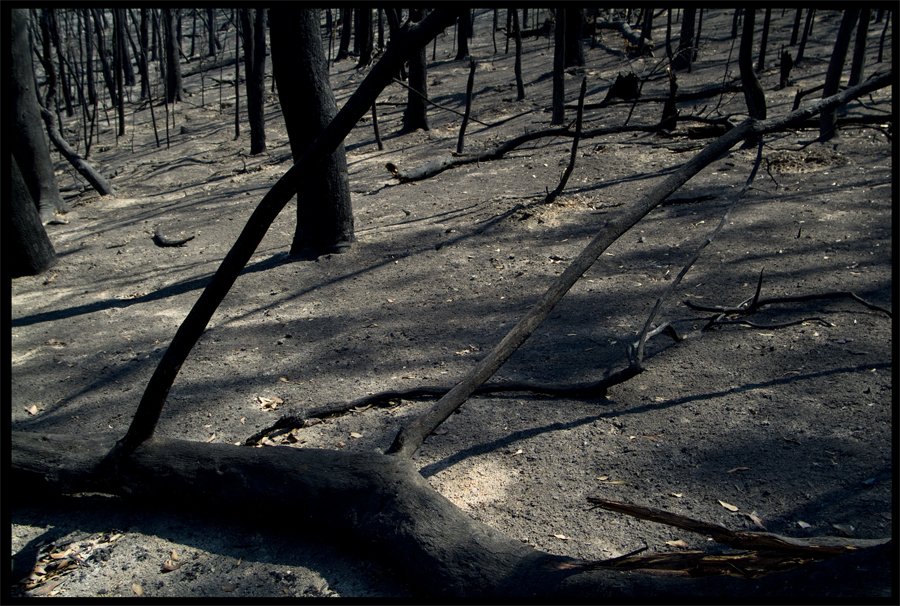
[10,9,893,599]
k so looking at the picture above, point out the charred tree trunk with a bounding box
[271,7,355,258]
[240,8,267,154]
[673,8,696,70]
[796,9,815,64]
[162,8,183,103]
[820,10,860,141]
[9,153,57,277]
[83,9,97,106]
[739,10,766,122]
[206,9,217,58]
[564,8,584,67]
[551,9,566,125]
[357,7,374,67]
[113,9,126,137]
[512,9,525,100]
[455,9,471,60]
[335,8,352,61]
[11,8,67,224]
[91,9,117,109]
[847,8,871,87]
[401,9,430,133]
[137,9,150,100]
[757,8,772,72]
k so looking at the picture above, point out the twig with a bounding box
[545,77,587,204]
[634,140,764,366]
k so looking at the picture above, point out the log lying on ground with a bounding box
[11,431,892,598]
[38,106,116,197]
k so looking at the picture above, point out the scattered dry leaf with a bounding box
[511,449,523,456]
[240,417,245,425]
[350,432,363,439]
[162,560,182,572]
[666,539,689,549]
[718,500,739,512]
[797,520,812,529]
[25,405,41,415]
[671,492,683,498]
[747,512,767,530]
[132,583,143,596]
[279,377,289,383]
[432,427,448,435]
[222,584,236,592]
[33,579,65,596]
[204,433,216,443]
[727,467,750,473]
[170,549,179,561]
[833,523,854,535]
[552,534,569,540]
[597,475,609,481]
[257,396,283,410]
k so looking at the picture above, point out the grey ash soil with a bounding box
[10,9,892,598]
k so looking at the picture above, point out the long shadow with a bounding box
[417,361,892,478]
[12,199,521,329]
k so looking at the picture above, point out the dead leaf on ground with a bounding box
[204,433,216,443]
[747,512,767,530]
[833,523,854,535]
[132,583,143,596]
[666,539,689,549]
[162,559,183,572]
[222,584,236,592]
[670,492,683,498]
[257,396,283,410]
[350,432,363,438]
[718,500,739,512]
[552,534,569,540]
[797,520,812,529]
[727,467,750,473]
[25,404,42,415]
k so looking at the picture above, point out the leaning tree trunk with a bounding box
[9,153,57,277]
[270,7,355,258]
[11,8,67,224]
[820,10,860,141]
[847,8,871,87]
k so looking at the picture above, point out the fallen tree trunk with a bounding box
[11,431,892,598]
[38,106,117,197]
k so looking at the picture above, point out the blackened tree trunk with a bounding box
[336,8,352,61]
[357,7,373,67]
[820,10,860,141]
[847,8,871,86]
[116,8,135,87]
[551,8,566,125]
[796,9,815,64]
[114,9,126,137]
[92,9,118,108]
[47,10,74,118]
[240,8,267,154]
[639,7,654,56]
[402,8,430,133]
[83,9,97,106]
[790,9,803,46]
[11,8,67,224]
[757,8,772,72]
[138,9,151,100]
[455,9,471,60]
[384,8,406,80]
[162,8,183,103]
[206,9,217,57]
[270,7,355,257]
[512,9,525,100]
[739,9,766,121]
[9,153,57,277]
[673,8,696,70]
[564,8,584,67]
